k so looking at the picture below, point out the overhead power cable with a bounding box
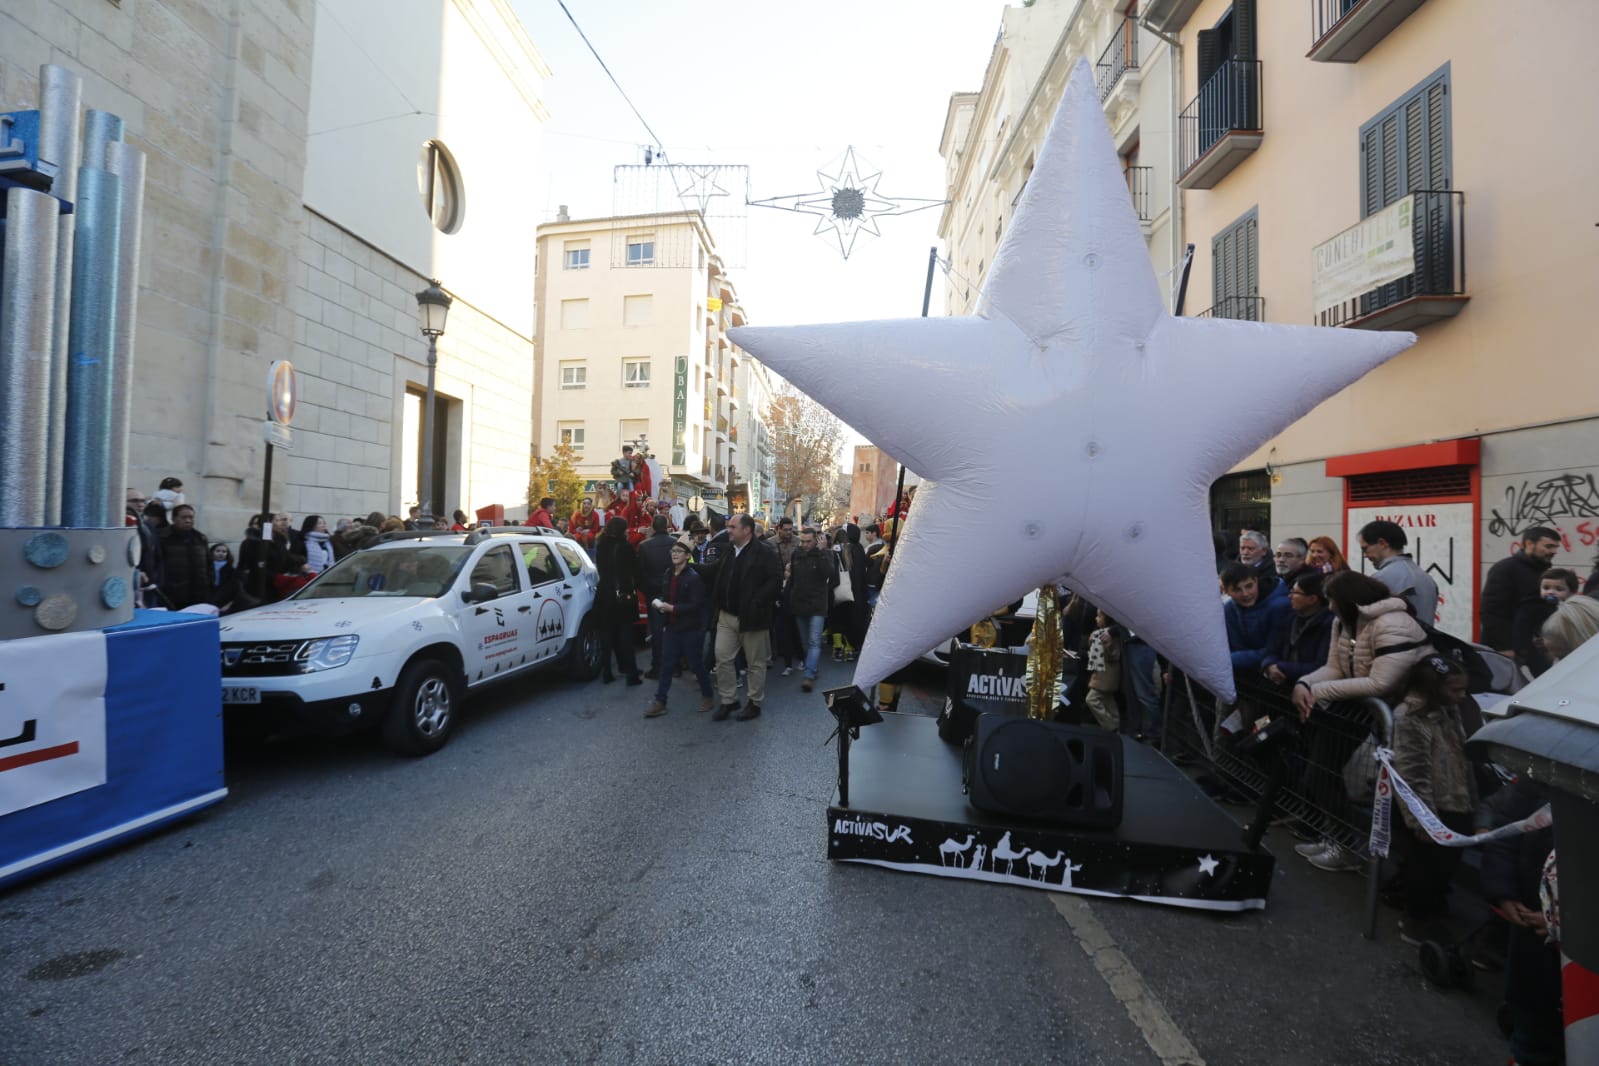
[556,0,669,161]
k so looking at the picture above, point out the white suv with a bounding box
[219,528,601,755]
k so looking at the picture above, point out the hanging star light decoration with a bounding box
[675,164,730,216]
[730,60,1417,704]
[750,146,946,259]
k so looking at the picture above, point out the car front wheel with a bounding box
[565,614,603,680]
[381,658,460,756]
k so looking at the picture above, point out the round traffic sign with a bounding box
[266,360,298,424]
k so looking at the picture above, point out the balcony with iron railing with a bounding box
[1196,295,1265,321]
[1177,59,1263,190]
[1125,165,1153,226]
[1308,0,1427,63]
[1096,17,1141,109]
[1313,190,1468,331]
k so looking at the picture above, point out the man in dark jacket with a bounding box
[1479,526,1560,655]
[158,505,212,609]
[785,527,838,693]
[645,540,715,718]
[701,510,731,567]
[593,516,643,686]
[637,515,677,679]
[702,514,782,720]
[135,500,166,607]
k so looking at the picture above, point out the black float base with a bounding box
[828,712,1275,911]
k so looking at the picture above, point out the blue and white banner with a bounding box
[0,629,109,817]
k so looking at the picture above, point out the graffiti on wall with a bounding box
[1487,473,1599,540]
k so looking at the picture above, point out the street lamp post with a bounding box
[415,280,452,525]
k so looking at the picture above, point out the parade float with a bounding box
[733,61,1417,911]
[0,66,224,889]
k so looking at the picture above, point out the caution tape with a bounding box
[1368,747,1551,858]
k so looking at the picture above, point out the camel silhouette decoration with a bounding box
[991,832,1030,876]
[938,834,975,867]
[1026,849,1065,881]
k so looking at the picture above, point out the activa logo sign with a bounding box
[967,673,1026,699]
[832,817,913,844]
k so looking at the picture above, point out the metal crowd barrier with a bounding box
[1163,675,1395,938]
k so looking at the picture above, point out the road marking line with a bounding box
[1050,895,1206,1066]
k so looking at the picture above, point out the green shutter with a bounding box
[1211,210,1259,316]
[1361,67,1450,215]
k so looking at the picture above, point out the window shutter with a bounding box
[1358,112,1401,217]
[1212,227,1234,305]
[1243,215,1259,299]
[1361,124,1382,217]
[1426,78,1449,188]
[1233,0,1258,61]
[1197,29,1220,86]
[1361,69,1450,215]
[1403,94,1427,193]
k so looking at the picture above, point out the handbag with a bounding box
[832,567,855,606]
[1342,734,1379,801]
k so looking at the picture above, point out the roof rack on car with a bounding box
[374,529,464,544]
[462,525,567,546]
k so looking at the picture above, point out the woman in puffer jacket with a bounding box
[1287,570,1434,873]
[1291,569,1433,720]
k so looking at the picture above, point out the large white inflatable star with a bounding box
[730,61,1415,703]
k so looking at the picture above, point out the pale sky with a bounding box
[508,0,1013,448]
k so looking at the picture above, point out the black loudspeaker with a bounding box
[963,714,1124,829]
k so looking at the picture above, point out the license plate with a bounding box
[223,685,261,704]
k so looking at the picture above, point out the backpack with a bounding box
[1374,621,1495,694]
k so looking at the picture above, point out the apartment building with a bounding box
[533,211,760,514]
[939,0,1181,317]
[1158,0,1598,639]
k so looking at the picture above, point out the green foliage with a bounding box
[529,442,587,522]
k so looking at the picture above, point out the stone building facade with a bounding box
[2,0,547,540]
[1,0,315,536]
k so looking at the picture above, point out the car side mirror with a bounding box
[462,582,497,604]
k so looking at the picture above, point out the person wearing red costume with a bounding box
[529,496,555,530]
[569,497,602,549]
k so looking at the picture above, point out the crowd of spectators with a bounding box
[1203,521,1598,1066]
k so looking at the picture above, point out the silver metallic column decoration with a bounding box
[0,187,60,526]
[104,141,146,527]
[62,157,123,527]
[38,64,82,526]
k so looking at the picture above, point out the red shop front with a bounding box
[1326,438,1481,642]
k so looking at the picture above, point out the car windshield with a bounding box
[293,545,471,600]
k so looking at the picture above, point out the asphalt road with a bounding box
[1,655,1510,1065]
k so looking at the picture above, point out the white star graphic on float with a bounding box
[729,61,1416,702]
[1197,854,1220,878]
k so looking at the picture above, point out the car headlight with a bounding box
[294,634,359,671]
